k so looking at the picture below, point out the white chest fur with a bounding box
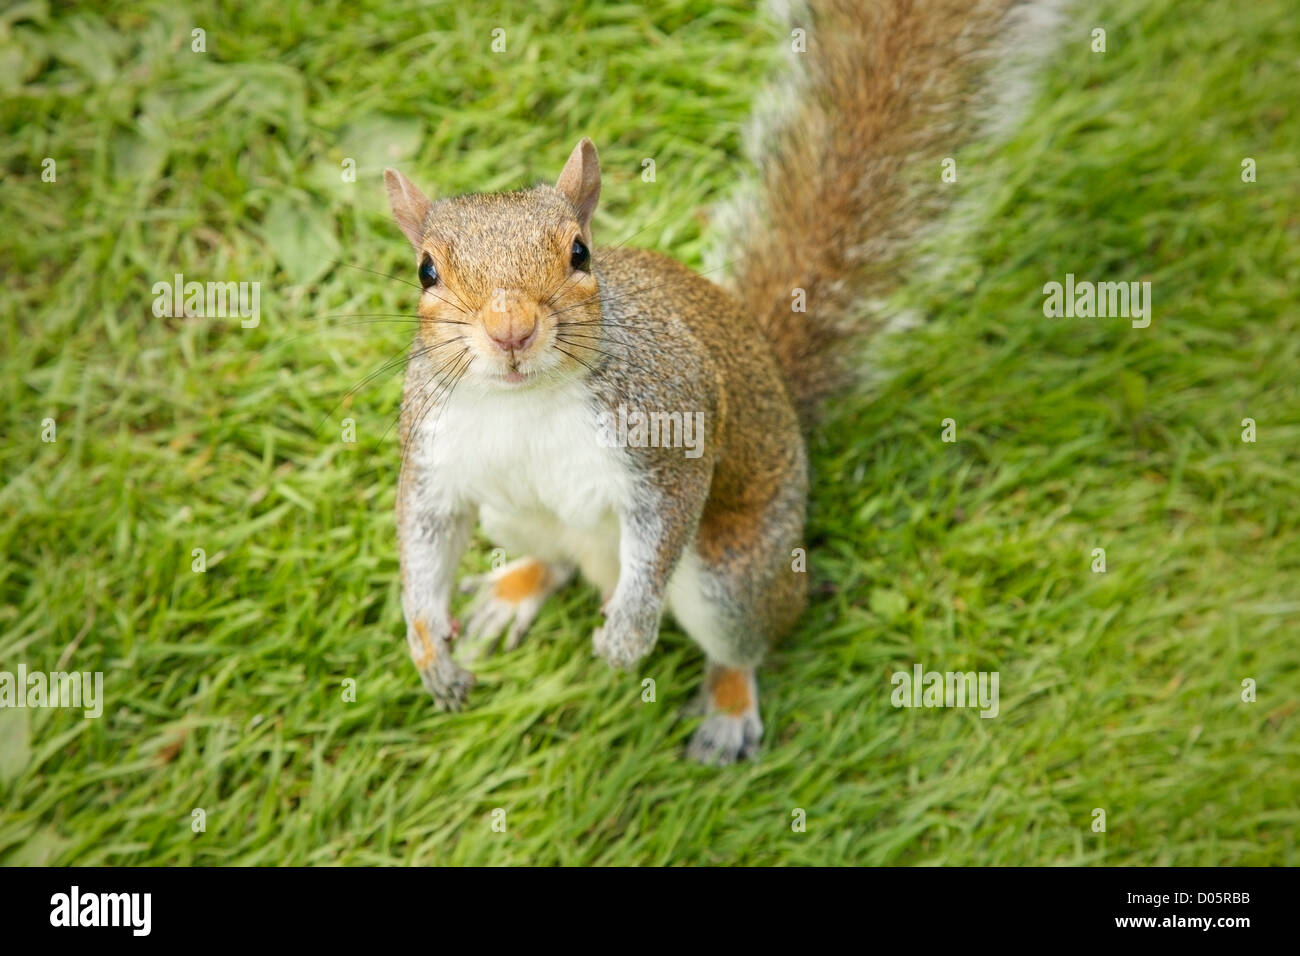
[410,378,631,529]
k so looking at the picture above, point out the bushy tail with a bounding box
[717,0,1050,425]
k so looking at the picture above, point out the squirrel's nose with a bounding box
[482,296,539,353]
[488,318,537,353]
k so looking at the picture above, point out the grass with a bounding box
[1,0,1297,865]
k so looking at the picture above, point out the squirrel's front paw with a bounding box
[592,602,659,670]
[420,653,476,711]
[407,618,475,711]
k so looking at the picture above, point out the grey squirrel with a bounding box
[383,0,1023,763]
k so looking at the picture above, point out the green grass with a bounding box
[1,0,1297,865]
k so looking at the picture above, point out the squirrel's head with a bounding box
[384,138,602,389]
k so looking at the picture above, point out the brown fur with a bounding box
[494,559,547,602]
[727,0,1016,426]
[574,244,809,661]
[412,618,436,670]
[709,667,754,716]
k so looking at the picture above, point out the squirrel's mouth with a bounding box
[481,339,568,389]
[492,356,534,386]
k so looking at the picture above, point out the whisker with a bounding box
[556,318,661,335]
[312,341,414,435]
[426,289,471,315]
[592,211,678,260]
[395,346,472,420]
[554,336,658,377]
[391,347,474,501]
[322,311,467,324]
[542,268,587,311]
[552,345,598,376]
[329,259,425,294]
[314,337,465,434]
[431,277,475,315]
[552,328,642,352]
[421,350,476,444]
[277,318,420,349]
[328,259,474,316]
[396,349,474,474]
[547,286,656,318]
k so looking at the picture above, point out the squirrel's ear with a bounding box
[556,137,600,234]
[384,168,433,248]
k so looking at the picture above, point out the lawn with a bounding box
[0,0,1296,865]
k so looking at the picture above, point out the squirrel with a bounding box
[383,0,1025,763]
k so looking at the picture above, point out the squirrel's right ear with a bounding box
[384,168,433,248]
[555,137,600,235]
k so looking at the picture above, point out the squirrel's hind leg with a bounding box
[458,505,611,658]
[457,556,575,659]
[668,550,802,765]
[667,492,807,764]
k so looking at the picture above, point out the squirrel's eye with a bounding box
[570,238,590,271]
[418,255,439,289]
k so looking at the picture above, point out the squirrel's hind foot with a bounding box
[685,665,763,766]
[457,557,574,660]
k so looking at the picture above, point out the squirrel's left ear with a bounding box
[556,137,600,235]
[384,168,433,249]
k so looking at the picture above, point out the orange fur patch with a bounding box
[412,618,436,670]
[709,667,752,716]
[494,560,547,602]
